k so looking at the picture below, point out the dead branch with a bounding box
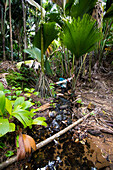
[0,113,90,170]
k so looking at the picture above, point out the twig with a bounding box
[0,113,91,170]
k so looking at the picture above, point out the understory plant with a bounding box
[61,14,103,89]
[0,82,47,137]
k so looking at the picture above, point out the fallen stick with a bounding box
[0,113,90,170]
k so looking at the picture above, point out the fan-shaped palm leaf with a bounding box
[70,0,98,19]
[61,14,102,60]
[33,22,59,53]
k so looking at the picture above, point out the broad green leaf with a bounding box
[0,119,9,137]
[9,123,15,132]
[33,91,40,96]
[12,110,33,128]
[5,150,14,157]
[0,82,4,91]
[21,101,34,110]
[4,89,11,94]
[14,97,25,109]
[29,88,35,93]
[32,117,47,127]
[24,93,32,97]
[23,48,42,62]
[34,22,59,53]
[15,90,22,96]
[24,88,30,92]
[5,98,12,115]
[0,91,6,115]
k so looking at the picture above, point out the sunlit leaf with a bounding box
[12,109,33,128]
[33,117,47,127]
[24,48,41,62]
[5,98,12,115]
[21,101,34,110]
[9,123,15,132]
[24,93,32,97]
[5,150,14,157]
[0,91,6,115]
[14,97,25,109]
[15,90,22,96]
[0,82,4,91]
[0,119,9,137]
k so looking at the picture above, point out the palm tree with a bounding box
[61,14,102,90]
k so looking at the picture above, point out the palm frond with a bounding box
[33,22,59,53]
[61,14,102,60]
[70,0,98,19]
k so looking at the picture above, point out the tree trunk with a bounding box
[41,0,44,74]
[9,0,13,62]
[0,4,6,61]
[22,0,27,61]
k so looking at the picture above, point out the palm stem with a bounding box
[73,53,87,91]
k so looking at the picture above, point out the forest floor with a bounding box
[0,58,113,170]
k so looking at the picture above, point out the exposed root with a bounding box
[35,72,52,97]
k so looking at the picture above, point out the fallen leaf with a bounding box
[16,129,36,161]
[23,134,36,154]
[17,132,26,161]
[36,103,50,111]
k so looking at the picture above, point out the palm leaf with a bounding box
[104,4,113,19]
[33,22,59,53]
[24,47,42,62]
[70,0,98,19]
[61,14,102,60]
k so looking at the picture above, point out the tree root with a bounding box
[35,72,52,97]
[0,113,91,170]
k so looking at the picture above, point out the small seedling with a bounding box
[5,150,14,157]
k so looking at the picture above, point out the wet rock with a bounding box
[67,118,72,125]
[49,111,57,118]
[51,119,60,131]
[56,115,62,121]
[62,115,67,121]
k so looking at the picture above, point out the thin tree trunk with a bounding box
[40,0,44,74]
[22,0,27,61]
[0,4,6,61]
[88,53,92,82]
[9,0,13,62]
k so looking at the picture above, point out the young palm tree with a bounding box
[61,14,102,90]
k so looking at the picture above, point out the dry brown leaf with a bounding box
[17,132,26,161]
[22,134,36,154]
[37,103,50,111]
[17,129,36,161]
